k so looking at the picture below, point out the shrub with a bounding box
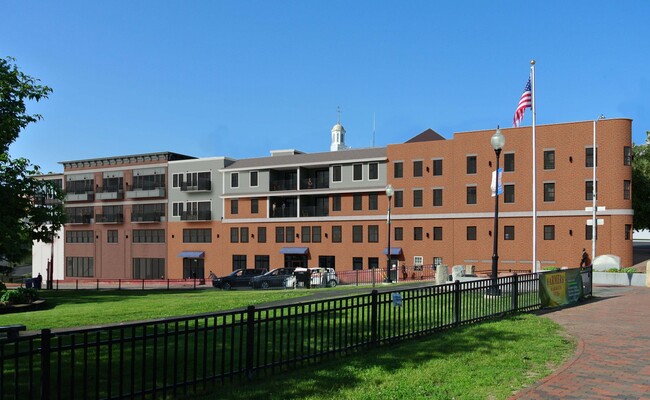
[542,266,560,271]
[0,288,39,305]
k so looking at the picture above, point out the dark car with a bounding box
[250,268,296,289]
[212,268,268,290]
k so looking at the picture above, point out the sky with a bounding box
[4,1,649,173]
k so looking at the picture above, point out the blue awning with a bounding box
[280,247,309,255]
[383,247,403,256]
[178,251,205,258]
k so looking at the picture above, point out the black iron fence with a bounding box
[1,271,579,400]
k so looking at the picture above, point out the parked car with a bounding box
[293,267,339,288]
[212,268,267,290]
[250,268,296,289]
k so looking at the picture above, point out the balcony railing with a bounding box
[131,213,166,223]
[65,191,94,202]
[67,215,94,224]
[270,207,297,218]
[95,186,124,200]
[126,185,165,199]
[180,211,211,221]
[180,180,212,192]
[270,179,297,191]
[300,178,329,190]
[299,206,329,217]
[95,213,124,224]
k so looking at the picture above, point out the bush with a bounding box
[0,287,39,305]
[542,266,560,271]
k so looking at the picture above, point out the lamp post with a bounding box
[489,127,505,296]
[385,184,394,283]
[592,115,605,264]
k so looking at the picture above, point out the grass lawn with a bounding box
[184,314,574,400]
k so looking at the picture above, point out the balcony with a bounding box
[270,207,297,218]
[299,206,329,217]
[95,186,124,200]
[65,190,94,202]
[131,213,166,223]
[67,215,94,224]
[270,178,297,192]
[180,180,212,192]
[126,185,165,199]
[95,213,124,224]
[180,210,211,221]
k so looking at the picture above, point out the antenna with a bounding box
[372,112,376,147]
[337,106,341,124]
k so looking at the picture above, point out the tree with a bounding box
[632,131,650,231]
[0,57,65,264]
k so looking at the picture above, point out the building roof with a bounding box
[59,152,195,169]
[224,147,387,171]
[405,128,446,143]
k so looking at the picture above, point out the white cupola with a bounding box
[330,107,348,151]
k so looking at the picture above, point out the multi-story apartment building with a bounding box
[33,118,634,281]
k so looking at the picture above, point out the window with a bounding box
[504,226,515,240]
[332,165,342,182]
[231,199,238,215]
[172,202,182,217]
[394,190,403,208]
[301,226,311,243]
[231,172,239,188]
[544,182,555,202]
[504,184,515,203]
[413,160,423,177]
[352,257,363,270]
[544,150,555,170]
[240,227,249,243]
[433,188,443,207]
[413,189,423,207]
[394,227,403,241]
[255,255,270,270]
[332,226,342,243]
[433,159,443,176]
[275,227,284,243]
[467,226,477,241]
[66,257,94,277]
[586,181,594,201]
[624,180,631,200]
[250,171,258,187]
[251,199,259,214]
[353,164,363,181]
[133,258,164,279]
[624,146,632,166]
[467,156,477,174]
[285,227,295,243]
[625,224,632,240]
[66,230,94,243]
[182,229,210,243]
[133,229,166,243]
[504,153,515,172]
[230,227,239,243]
[368,225,379,243]
[586,225,597,240]
[544,225,555,240]
[132,203,165,222]
[368,257,379,270]
[312,226,321,243]
[394,162,403,178]
[332,194,341,211]
[369,163,378,180]
[352,225,363,243]
[586,147,597,168]
[466,186,477,205]
[232,255,247,271]
[433,226,442,241]
[258,227,266,243]
[353,194,362,210]
[414,227,423,241]
[107,230,118,243]
[368,193,378,210]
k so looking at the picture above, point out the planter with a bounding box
[592,272,647,287]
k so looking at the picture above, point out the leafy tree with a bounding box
[0,57,65,264]
[632,131,650,231]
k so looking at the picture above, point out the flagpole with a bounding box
[530,60,537,273]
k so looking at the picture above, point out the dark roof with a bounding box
[225,147,387,171]
[405,129,446,143]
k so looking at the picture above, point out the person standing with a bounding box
[580,248,591,268]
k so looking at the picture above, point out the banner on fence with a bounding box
[539,269,584,308]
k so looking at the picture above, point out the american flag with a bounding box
[513,78,532,127]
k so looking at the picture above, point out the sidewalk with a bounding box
[510,285,650,399]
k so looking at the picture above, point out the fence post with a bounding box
[453,280,461,327]
[246,305,256,380]
[118,279,121,290]
[511,273,519,311]
[41,329,52,400]
[96,279,99,290]
[370,290,378,346]
[142,279,145,290]
[167,279,170,290]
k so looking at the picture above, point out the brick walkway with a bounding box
[510,286,650,400]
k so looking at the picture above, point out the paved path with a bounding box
[510,285,650,400]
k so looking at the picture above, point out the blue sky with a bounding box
[4,1,649,173]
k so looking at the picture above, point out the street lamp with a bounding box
[385,184,394,283]
[489,127,505,296]
[592,115,605,264]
